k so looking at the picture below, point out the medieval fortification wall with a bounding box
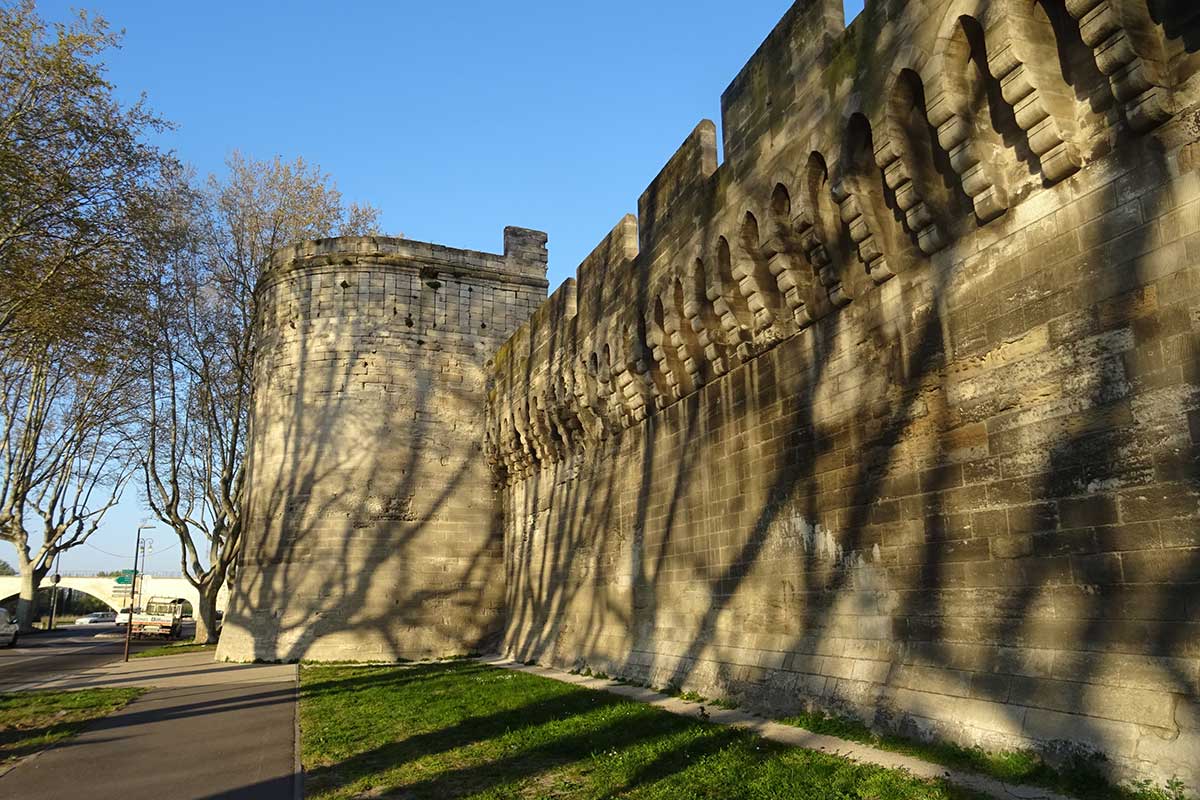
[218,230,548,663]
[487,0,1200,789]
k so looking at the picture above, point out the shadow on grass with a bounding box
[299,662,982,800]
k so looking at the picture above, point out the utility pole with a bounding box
[134,538,152,609]
[123,523,155,662]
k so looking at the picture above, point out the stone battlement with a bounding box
[487,0,1200,478]
[262,227,549,288]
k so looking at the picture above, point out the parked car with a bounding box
[0,608,17,647]
[74,611,117,625]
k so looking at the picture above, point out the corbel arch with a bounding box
[877,67,971,254]
[983,0,1088,181]
[736,210,788,334]
[669,275,708,386]
[645,290,686,407]
[682,255,736,377]
[925,12,1017,221]
[705,234,757,353]
[1069,0,1186,131]
[803,151,851,310]
[832,113,908,286]
[759,181,817,328]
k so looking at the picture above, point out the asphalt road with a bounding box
[3,680,297,799]
[0,647,298,800]
[0,624,178,688]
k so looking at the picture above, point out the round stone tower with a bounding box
[216,229,548,662]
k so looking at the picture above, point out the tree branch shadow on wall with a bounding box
[223,7,1200,796]
[221,295,508,664]
[500,23,1199,792]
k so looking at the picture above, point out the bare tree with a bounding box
[0,339,138,630]
[142,152,379,643]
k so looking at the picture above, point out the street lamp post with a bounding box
[123,524,155,662]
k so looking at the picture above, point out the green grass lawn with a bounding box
[300,661,990,800]
[778,709,1192,800]
[131,640,217,659]
[0,688,143,767]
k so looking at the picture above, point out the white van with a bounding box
[0,608,18,647]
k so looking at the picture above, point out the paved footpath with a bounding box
[0,652,298,800]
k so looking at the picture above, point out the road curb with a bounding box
[293,667,303,800]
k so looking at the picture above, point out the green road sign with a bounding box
[115,574,134,585]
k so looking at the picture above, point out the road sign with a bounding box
[115,572,134,585]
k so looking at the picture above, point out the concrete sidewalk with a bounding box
[0,652,299,800]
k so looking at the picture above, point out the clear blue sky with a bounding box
[22,0,865,574]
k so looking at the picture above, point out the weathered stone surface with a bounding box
[486,0,1200,791]
[217,232,547,663]
[218,0,1200,790]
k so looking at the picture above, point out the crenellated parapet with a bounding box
[486,0,1199,483]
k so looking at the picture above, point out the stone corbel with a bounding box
[592,339,627,430]
[793,208,848,309]
[606,331,650,425]
[873,131,947,255]
[986,13,1083,183]
[758,229,814,328]
[571,359,605,444]
[680,268,734,377]
[509,410,536,478]
[645,311,682,408]
[703,260,755,359]
[1066,0,1172,132]
[545,378,576,457]
[830,172,894,285]
[526,393,555,466]
[728,247,777,333]
[924,74,1010,223]
[660,291,702,391]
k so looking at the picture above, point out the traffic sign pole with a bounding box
[122,527,142,662]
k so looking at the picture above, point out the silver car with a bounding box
[0,608,18,647]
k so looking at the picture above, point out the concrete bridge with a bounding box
[0,574,229,615]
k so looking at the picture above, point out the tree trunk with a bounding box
[16,563,47,632]
[193,582,222,644]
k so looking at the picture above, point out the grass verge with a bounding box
[132,640,217,659]
[0,688,143,768]
[778,708,1192,800]
[300,661,990,800]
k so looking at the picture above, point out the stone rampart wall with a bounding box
[487,0,1200,787]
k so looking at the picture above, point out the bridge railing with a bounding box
[56,570,184,579]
